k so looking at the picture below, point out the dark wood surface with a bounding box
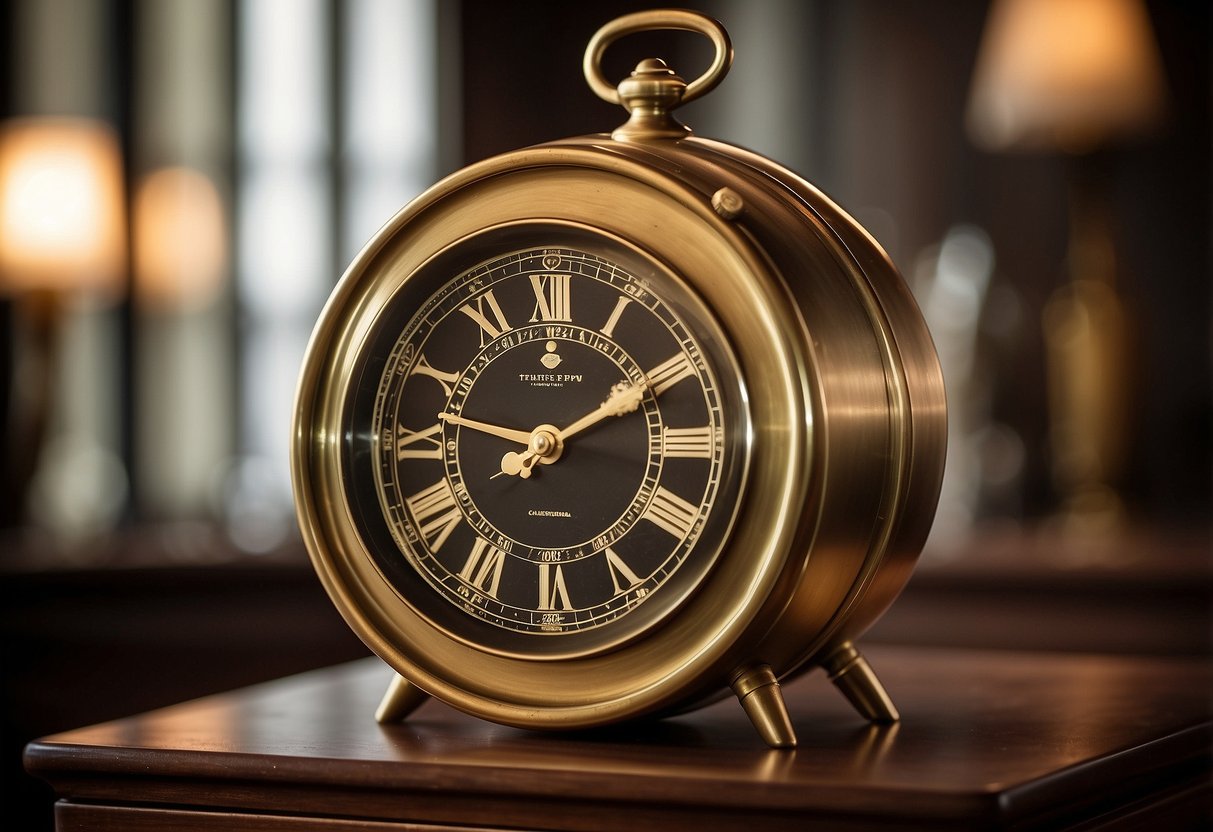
[25,646,1212,831]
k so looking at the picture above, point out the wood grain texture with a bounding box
[26,646,1213,831]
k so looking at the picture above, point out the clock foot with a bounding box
[821,641,899,723]
[731,664,797,748]
[375,673,430,724]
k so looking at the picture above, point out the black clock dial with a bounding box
[345,225,746,656]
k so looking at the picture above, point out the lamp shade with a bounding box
[0,118,126,294]
[966,0,1167,152]
[133,166,227,312]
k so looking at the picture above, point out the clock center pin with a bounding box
[530,431,556,457]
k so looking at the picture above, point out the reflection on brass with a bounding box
[375,673,430,724]
[848,722,901,774]
[822,642,900,724]
[291,9,945,749]
[731,664,797,748]
[751,747,799,781]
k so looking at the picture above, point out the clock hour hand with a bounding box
[495,425,562,480]
[438,412,532,446]
[497,450,540,479]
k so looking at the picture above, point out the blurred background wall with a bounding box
[0,1,1208,828]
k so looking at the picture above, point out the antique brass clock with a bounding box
[292,9,945,748]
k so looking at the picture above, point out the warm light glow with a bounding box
[967,0,1167,152]
[0,118,126,293]
[134,167,227,311]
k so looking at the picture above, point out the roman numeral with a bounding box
[395,422,443,461]
[459,289,511,346]
[663,425,715,459]
[600,295,632,338]
[604,547,642,596]
[537,563,573,611]
[646,352,695,396]
[528,274,572,322]
[459,538,506,598]
[642,486,699,539]
[405,479,461,551]
[410,354,460,397]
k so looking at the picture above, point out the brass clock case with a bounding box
[292,9,945,747]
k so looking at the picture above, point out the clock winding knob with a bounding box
[614,59,690,140]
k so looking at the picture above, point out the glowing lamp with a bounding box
[0,118,126,295]
[133,167,227,312]
[967,0,1167,152]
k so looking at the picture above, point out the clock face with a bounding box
[344,224,747,658]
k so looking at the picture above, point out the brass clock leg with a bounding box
[731,664,797,748]
[821,642,899,723]
[375,673,430,724]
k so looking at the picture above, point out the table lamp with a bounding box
[0,117,126,527]
[965,0,1167,531]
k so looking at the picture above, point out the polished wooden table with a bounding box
[26,646,1211,831]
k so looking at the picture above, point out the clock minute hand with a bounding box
[558,380,647,441]
[437,412,532,446]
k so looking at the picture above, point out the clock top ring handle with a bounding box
[583,9,734,140]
